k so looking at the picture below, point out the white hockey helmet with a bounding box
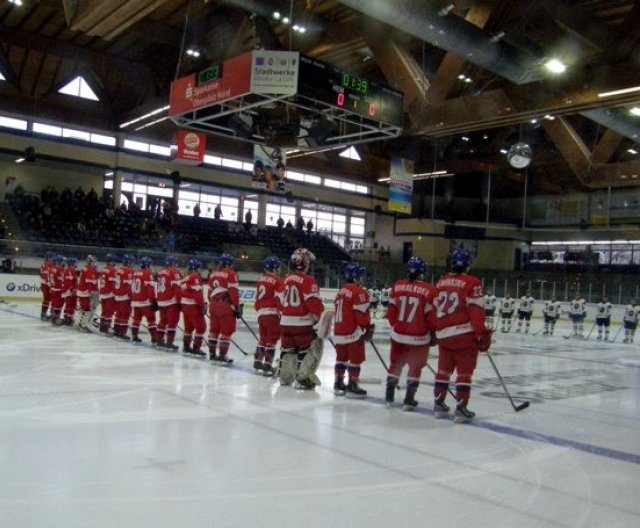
[290,248,315,272]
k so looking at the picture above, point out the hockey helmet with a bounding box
[45,251,55,260]
[165,255,179,267]
[67,257,77,267]
[451,248,472,270]
[406,256,428,276]
[51,254,64,265]
[86,254,97,266]
[187,258,201,271]
[121,254,136,265]
[264,255,280,271]
[218,253,234,267]
[139,256,152,268]
[291,248,315,272]
[105,253,116,264]
[344,261,366,281]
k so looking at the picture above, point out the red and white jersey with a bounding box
[77,265,99,297]
[62,266,78,295]
[208,268,240,306]
[130,268,156,307]
[333,283,371,344]
[280,272,324,327]
[179,271,205,307]
[156,266,183,307]
[98,265,117,299]
[39,260,53,285]
[387,279,437,345]
[435,272,485,342]
[255,272,284,317]
[48,264,66,292]
[113,265,134,302]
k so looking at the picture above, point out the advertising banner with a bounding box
[0,273,42,299]
[251,145,287,191]
[169,52,252,116]
[388,156,414,214]
[250,51,300,95]
[172,130,207,164]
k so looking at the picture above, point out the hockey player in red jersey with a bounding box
[76,255,99,331]
[434,249,489,423]
[98,254,118,334]
[278,248,325,389]
[39,252,54,320]
[61,257,78,326]
[130,256,158,344]
[112,254,134,340]
[253,255,283,376]
[385,256,438,411]
[333,262,373,398]
[207,253,240,365]
[180,259,207,355]
[48,254,66,324]
[156,255,183,351]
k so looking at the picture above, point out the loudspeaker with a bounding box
[25,146,36,162]
[285,191,294,203]
[171,171,181,185]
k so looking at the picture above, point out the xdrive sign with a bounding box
[0,275,42,298]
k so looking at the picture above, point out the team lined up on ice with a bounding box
[482,292,639,342]
[38,248,492,423]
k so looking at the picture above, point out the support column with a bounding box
[113,170,123,207]
[258,194,268,228]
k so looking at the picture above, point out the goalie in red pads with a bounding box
[278,248,325,390]
[434,249,489,423]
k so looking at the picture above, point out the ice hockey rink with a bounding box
[1,301,639,528]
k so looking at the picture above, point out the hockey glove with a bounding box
[428,332,438,347]
[234,304,244,319]
[151,299,159,312]
[363,324,375,342]
[476,328,493,352]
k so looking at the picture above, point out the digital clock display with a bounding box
[198,64,223,85]
[298,55,403,128]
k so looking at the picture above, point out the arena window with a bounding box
[0,115,28,131]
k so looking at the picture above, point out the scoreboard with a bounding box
[298,55,404,128]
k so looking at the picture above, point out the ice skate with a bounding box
[454,404,475,423]
[334,379,347,396]
[434,399,450,419]
[402,396,418,412]
[345,382,367,399]
[294,378,316,391]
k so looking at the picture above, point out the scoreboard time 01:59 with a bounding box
[298,55,403,128]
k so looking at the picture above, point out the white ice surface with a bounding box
[1,302,640,528]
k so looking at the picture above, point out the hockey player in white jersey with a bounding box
[595,296,613,341]
[622,300,639,344]
[499,294,515,333]
[516,292,535,333]
[380,285,391,317]
[569,295,587,339]
[368,287,381,318]
[483,292,497,329]
[542,298,562,336]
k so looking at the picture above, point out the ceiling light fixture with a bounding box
[272,11,281,20]
[119,105,170,129]
[627,148,638,155]
[544,58,566,74]
[598,86,640,98]
[630,107,640,116]
[438,3,455,16]
[9,0,23,5]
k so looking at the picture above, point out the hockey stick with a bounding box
[585,321,596,340]
[231,338,249,356]
[532,325,546,336]
[611,325,623,343]
[485,351,530,412]
[240,316,259,342]
[368,340,389,371]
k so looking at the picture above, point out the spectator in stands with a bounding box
[162,199,172,220]
[306,219,314,234]
[194,203,201,218]
[286,220,294,230]
[297,216,305,231]
[77,218,87,240]
[245,209,253,227]
[214,204,223,220]
[74,186,85,203]
[120,201,128,213]
[277,216,285,229]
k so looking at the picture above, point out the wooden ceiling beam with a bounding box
[591,129,623,164]
[542,117,591,185]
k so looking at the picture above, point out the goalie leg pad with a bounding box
[296,338,323,386]
[278,348,298,386]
